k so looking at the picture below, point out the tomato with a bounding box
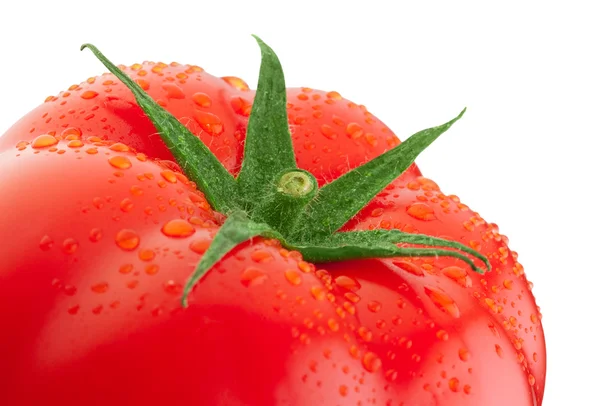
[0,41,545,406]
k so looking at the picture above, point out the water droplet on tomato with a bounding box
[495,344,503,358]
[138,249,156,261]
[145,264,159,275]
[87,228,103,242]
[406,202,436,221]
[159,83,184,99]
[436,329,449,341]
[189,239,210,254]
[109,143,130,152]
[164,280,183,294]
[39,235,54,251]
[160,170,178,183]
[285,269,302,286]
[327,318,340,332]
[362,352,382,373]
[458,348,470,361]
[108,156,132,170]
[368,300,382,312]
[67,305,80,315]
[334,275,360,291]
[64,285,77,296]
[240,267,268,287]
[442,266,473,288]
[115,229,140,250]
[339,385,348,397]
[345,122,364,139]
[80,90,99,99]
[161,219,195,238]
[192,92,212,107]
[119,264,133,274]
[424,286,460,318]
[32,134,58,148]
[67,139,84,148]
[62,238,79,254]
[393,260,424,276]
[193,111,224,136]
[91,282,109,294]
[230,96,253,116]
[222,76,249,91]
[448,377,460,392]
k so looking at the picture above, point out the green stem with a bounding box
[252,169,318,235]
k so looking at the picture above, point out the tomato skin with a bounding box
[0,63,420,184]
[0,62,545,405]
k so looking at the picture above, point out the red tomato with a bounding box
[0,59,545,405]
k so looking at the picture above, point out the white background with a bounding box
[1,1,597,404]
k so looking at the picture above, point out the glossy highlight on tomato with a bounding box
[0,38,545,406]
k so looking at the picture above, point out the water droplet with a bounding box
[442,266,473,288]
[39,235,54,251]
[193,111,224,136]
[344,291,361,303]
[92,305,103,314]
[406,202,436,221]
[80,90,99,99]
[334,275,361,291]
[115,229,140,250]
[190,239,210,254]
[160,170,178,183]
[91,282,109,293]
[67,305,80,315]
[495,344,503,358]
[192,92,212,107]
[327,318,339,332]
[424,286,460,318]
[357,326,373,342]
[240,267,268,287]
[164,280,183,295]
[310,286,326,300]
[393,260,424,276]
[230,96,253,117]
[161,83,185,99]
[385,369,398,382]
[67,139,84,148]
[339,385,348,397]
[64,285,77,296]
[436,329,449,341]
[108,143,130,152]
[32,134,58,148]
[448,377,460,392]
[161,219,195,238]
[138,249,156,261]
[362,352,382,373]
[528,374,536,386]
[458,348,470,362]
[119,264,133,274]
[368,300,382,312]
[326,91,342,100]
[320,124,337,139]
[118,198,134,212]
[145,264,159,275]
[503,279,513,290]
[62,238,79,254]
[345,122,364,139]
[108,156,132,170]
[285,269,302,286]
[221,76,249,91]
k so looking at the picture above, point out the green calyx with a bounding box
[82,36,491,308]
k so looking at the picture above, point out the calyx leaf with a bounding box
[83,36,490,307]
